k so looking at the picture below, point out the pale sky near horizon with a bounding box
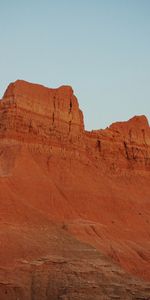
[0,0,150,130]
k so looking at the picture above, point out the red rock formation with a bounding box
[0,80,150,299]
[1,80,84,140]
[84,114,150,172]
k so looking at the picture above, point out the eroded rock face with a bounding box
[0,80,150,299]
[1,80,150,172]
[1,80,84,142]
[85,115,150,172]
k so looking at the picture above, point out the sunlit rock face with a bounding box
[0,80,150,299]
[1,80,84,138]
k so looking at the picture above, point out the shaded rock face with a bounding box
[0,80,150,299]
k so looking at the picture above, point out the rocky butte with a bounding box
[0,80,150,299]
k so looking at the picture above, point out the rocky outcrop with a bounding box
[1,80,84,143]
[0,80,150,172]
[0,80,150,299]
[85,115,150,171]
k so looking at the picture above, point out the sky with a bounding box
[0,0,150,130]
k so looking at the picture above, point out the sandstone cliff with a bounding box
[0,80,150,299]
[1,80,149,172]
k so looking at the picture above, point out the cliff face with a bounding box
[85,115,150,172]
[1,80,84,139]
[0,80,150,299]
[1,80,150,172]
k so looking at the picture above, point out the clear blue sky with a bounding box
[0,0,150,130]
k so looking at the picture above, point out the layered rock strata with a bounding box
[0,80,150,299]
